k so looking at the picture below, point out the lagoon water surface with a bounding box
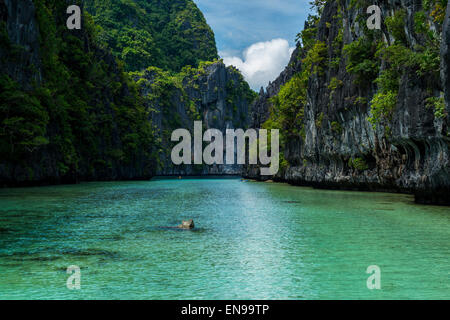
[0,178,449,299]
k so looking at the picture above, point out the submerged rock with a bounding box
[178,220,195,230]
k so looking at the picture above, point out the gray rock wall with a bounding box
[137,62,253,175]
[0,0,42,89]
[443,1,450,128]
[246,0,450,204]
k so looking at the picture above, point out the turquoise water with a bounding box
[0,178,449,300]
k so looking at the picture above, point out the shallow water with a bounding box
[0,178,449,299]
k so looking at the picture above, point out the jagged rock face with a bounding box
[246,45,302,179]
[0,0,41,89]
[250,46,302,129]
[246,0,450,204]
[137,62,253,175]
[443,1,450,128]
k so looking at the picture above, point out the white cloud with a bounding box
[222,39,294,91]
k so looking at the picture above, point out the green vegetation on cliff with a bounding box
[131,60,256,173]
[256,0,448,180]
[1,0,156,182]
[265,0,448,139]
[0,0,254,184]
[84,0,218,72]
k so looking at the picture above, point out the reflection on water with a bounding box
[0,179,449,299]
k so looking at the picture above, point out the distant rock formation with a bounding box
[135,61,255,176]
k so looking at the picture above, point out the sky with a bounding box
[193,0,312,90]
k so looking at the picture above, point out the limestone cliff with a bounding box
[0,0,156,185]
[135,61,255,175]
[0,0,41,89]
[0,1,254,185]
[246,0,450,205]
[443,1,450,128]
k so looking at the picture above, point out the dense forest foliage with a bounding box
[0,0,157,183]
[84,0,218,72]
